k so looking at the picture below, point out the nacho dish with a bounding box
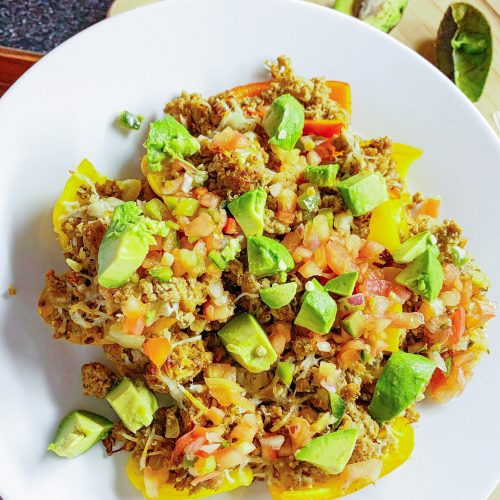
[39,56,496,500]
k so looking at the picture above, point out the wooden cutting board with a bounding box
[1,0,498,133]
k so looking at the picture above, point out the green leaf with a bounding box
[436,3,492,102]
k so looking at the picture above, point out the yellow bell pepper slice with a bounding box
[385,303,404,353]
[269,417,413,500]
[392,143,422,178]
[368,199,408,253]
[126,456,253,499]
[52,159,106,251]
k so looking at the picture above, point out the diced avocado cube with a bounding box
[262,94,305,151]
[220,238,241,262]
[227,190,267,237]
[393,231,434,264]
[163,196,199,216]
[342,310,366,338]
[145,115,200,172]
[451,246,467,267]
[298,187,321,212]
[105,378,159,433]
[48,410,113,458]
[260,282,297,309]
[324,271,358,296]
[143,198,168,221]
[209,250,227,270]
[329,393,347,428]
[337,171,388,216]
[247,235,294,277]
[318,208,334,229]
[396,247,444,301]
[294,429,359,474]
[294,285,337,335]
[304,164,339,187]
[368,351,435,424]
[98,203,150,289]
[148,265,173,283]
[217,313,277,373]
[276,361,295,387]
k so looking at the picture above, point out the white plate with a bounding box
[1,0,499,499]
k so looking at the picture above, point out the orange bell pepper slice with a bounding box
[229,80,351,112]
[143,337,172,367]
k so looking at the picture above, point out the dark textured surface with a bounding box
[0,0,114,53]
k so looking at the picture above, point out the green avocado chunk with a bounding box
[262,94,305,151]
[209,239,241,270]
[228,190,267,237]
[358,0,409,33]
[144,115,200,172]
[333,0,356,14]
[217,313,277,373]
[337,171,388,216]
[260,282,297,309]
[329,393,347,428]
[304,164,339,187]
[247,235,294,277]
[98,203,150,288]
[105,378,159,433]
[48,410,113,458]
[294,281,337,334]
[143,198,168,221]
[324,271,358,296]
[98,202,172,288]
[396,247,444,301]
[368,351,435,424]
[342,310,365,338]
[393,231,434,264]
[277,361,295,387]
[294,429,359,474]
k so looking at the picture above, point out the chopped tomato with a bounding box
[214,446,247,469]
[230,414,258,443]
[199,192,222,208]
[143,338,172,368]
[204,301,233,321]
[358,240,385,261]
[287,417,312,451]
[184,212,216,238]
[172,427,210,461]
[277,211,296,224]
[212,128,250,151]
[122,296,148,336]
[449,307,466,345]
[223,217,240,235]
[386,312,425,329]
[442,264,461,289]
[428,365,466,403]
[269,322,292,356]
[314,139,340,163]
[326,240,356,275]
[192,187,209,199]
[363,279,412,304]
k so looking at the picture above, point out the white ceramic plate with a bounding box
[1,0,499,499]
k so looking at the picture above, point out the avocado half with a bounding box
[334,0,409,33]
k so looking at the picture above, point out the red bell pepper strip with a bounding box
[302,119,344,138]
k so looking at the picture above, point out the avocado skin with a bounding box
[395,247,444,301]
[368,351,435,424]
